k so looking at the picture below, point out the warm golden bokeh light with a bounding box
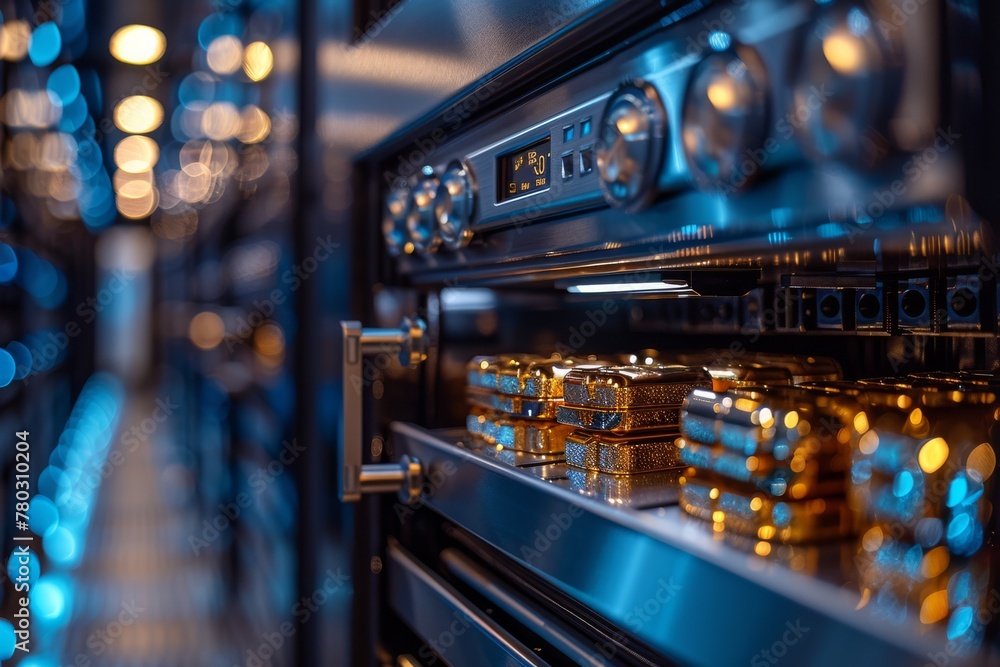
[822,31,866,75]
[110,25,166,65]
[113,168,154,193]
[706,79,736,112]
[920,546,950,579]
[114,96,164,134]
[967,442,997,481]
[114,135,160,173]
[243,42,274,82]
[918,437,949,474]
[207,35,243,75]
[116,186,158,219]
[0,20,31,61]
[201,102,240,141]
[919,590,950,625]
[236,105,271,144]
[189,311,225,350]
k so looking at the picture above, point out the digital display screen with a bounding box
[498,137,550,202]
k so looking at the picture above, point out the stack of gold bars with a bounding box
[465,354,605,459]
[676,385,856,543]
[557,365,712,475]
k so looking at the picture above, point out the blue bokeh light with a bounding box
[28,22,62,67]
[7,548,40,587]
[7,341,32,379]
[0,348,15,387]
[47,65,81,105]
[30,576,68,621]
[0,243,17,282]
[29,494,59,536]
[0,619,15,660]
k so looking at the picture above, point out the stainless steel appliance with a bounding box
[335,1,1000,664]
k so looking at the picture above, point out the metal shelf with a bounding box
[391,423,992,667]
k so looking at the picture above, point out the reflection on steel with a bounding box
[393,423,950,667]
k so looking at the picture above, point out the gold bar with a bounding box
[497,356,614,398]
[557,403,680,432]
[563,365,711,409]
[466,387,562,419]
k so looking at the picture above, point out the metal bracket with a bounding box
[339,317,427,503]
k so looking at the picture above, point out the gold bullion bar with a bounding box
[563,365,711,409]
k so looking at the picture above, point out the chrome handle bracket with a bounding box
[340,317,427,503]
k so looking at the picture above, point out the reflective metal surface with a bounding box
[388,540,551,666]
[406,176,442,254]
[596,80,668,212]
[682,43,769,190]
[393,422,978,667]
[437,161,476,250]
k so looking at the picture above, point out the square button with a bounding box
[580,117,592,137]
[563,124,575,143]
[579,146,593,175]
[561,151,574,179]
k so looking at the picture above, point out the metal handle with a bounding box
[339,316,427,503]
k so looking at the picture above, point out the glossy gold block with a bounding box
[557,404,680,432]
[706,363,794,391]
[566,430,682,474]
[497,355,613,398]
[466,354,542,393]
[465,411,571,453]
[563,365,711,409]
[466,386,562,419]
[566,467,683,506]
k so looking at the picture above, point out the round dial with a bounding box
[793,3,902,166]
[406,175,441,254]
[682,44,769,191]
[382,185,409,256]
[436,161,475,250]
[596,79,668,212]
